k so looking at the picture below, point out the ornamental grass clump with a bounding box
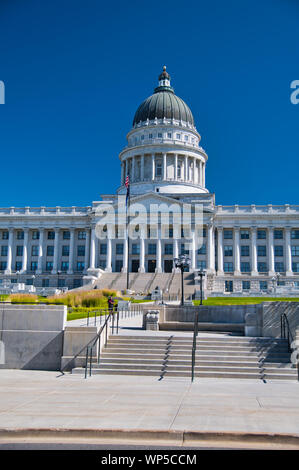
[9,294,38,304]
[47,289,117,308]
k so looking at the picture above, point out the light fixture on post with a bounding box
[197,269,206,306]
[174,254,191,306]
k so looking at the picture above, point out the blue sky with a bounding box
[0,0,298,207]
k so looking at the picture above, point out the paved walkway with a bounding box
[1,312,299,448]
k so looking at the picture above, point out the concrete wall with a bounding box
[0,304,66,371]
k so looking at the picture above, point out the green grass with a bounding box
[67,308,115,322]
[193,297,299,306]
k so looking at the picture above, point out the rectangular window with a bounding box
[241,245,250,257]
[241,262,251,272]
[180,243,189,255]
[224,262,234,272]
[115,244,123,255]
[223,230,233,239]
[148,243,156,255]
[292,262,299,273]
[32,230,40,240]
[274,245,283,257]
[15,261,22,271]
[26,278,33,286]
[78,231,86,240]
[197,244,206,255]
[176,133,181,139]
[164,243,173,255]
[77,262,85,271]
[48,231,55,240]
[260,281,268,291]
[224,245,233,257]
[240,230,250,239]
[73,279,82,288]
[46,261,53,271]
[1,246,8,256]
[16,245,23,257]
[61,261,69,272]
[31,245,39,256]
[242,281,251,290]
[63,231,70,240]
[100,244,107,255]
[156,163,162,177]
[184,135,188,141]
[11,278,17,284]
[131,243,140,255]
[16,231,24,240]
[225,280,233,292]
[158,133,162,138]
[58,278,65,288]
[42,279,49,287]
[257,230,266,239]
[47,246,54,256]
[167,133,172,138]
[274,230,283,239]
[2,231,8,240]
[258,262,268,273]
[62,245,69,256]
[149,133,153,139]
[275,262,284,272]
[197,260,206,270]
[257,245,267,257]
[291,230,299,240]
[291,246,299,257]
[141,135,144,140]
[77,245,85,257]
[0,261,7,270]
[168,227,173,238]
[30,261,38,271]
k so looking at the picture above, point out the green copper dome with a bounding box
[132,67,195,127]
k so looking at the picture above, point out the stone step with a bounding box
[108,339,289,349]
[110,335,287,344]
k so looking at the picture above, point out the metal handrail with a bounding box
[281,313,294,352]
[60,309,116,376]
[191,308,199,382]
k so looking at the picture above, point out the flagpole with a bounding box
[125,174,130,291]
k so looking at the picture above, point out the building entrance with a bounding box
[164,260,173,273]
[131,260,140,272]
[148,260,156,273]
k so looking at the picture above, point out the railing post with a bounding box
[89,347,93,376]
[87,311,90,327]
[85,347,89,379]
[117,309,120,334]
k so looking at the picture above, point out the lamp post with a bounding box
[174,254,191,306]
[272,272,281,294]
[197,269,206,305]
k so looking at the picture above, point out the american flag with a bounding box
[125,174,130,206]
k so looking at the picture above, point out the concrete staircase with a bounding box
[72,334,298,381]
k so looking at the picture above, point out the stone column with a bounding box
[202,163,205,187]
[84,229,90,272]
[234,228,241,275]
[4,228,13,274]
[141,155,144,181]
[37,229,44,274]
[251,227,258,275]
[156,228,162,273]
[89,227,96,269]
[285,227,293,276]
[132,156,135,182]
[21,228,29,273]
[217,227,224,275]
[67,228,75,274]
[52,228,60,274]
[193,158,197,184]
[151,154,155,181]
[174,154,178,180]
[139,236,145,273]
[124,159,127,181]
[268,227,275,276]
[191,230,196,270]
[163,153,167,181]
[207,224,215,272]
[184,155,188,181]
[105,236,112,272]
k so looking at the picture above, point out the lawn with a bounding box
[193,297,299,306]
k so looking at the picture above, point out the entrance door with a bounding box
[164,260,173,273]
[225,280,233,292]
[148,260,156,273]
[131,260,140,272]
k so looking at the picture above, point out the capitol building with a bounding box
[1,67,299,296]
